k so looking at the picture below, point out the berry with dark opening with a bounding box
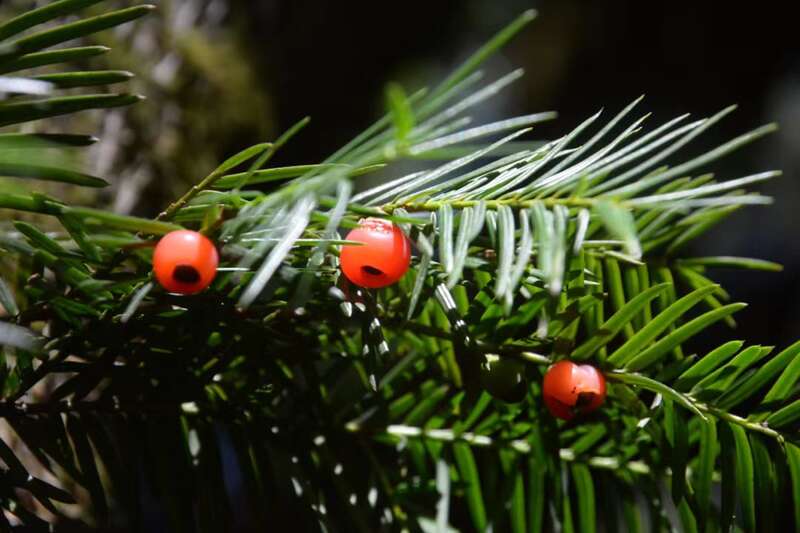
[542,360,606,420]
[153,230,218,295]
[340,218,411,288]
[480,354,528,403]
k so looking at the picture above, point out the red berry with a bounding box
[542,360,606,420]
[153,230,218,295]
[340,218,411,288]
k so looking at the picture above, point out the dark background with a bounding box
[237,0,800,352]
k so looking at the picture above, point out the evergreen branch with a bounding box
[347,423,651,475]
[607,371,707,420]
[702,405,782,441]
[157,142,274,220]
[0,93,143,126]
[0,5,155,59]
[0,4,794,530]
[0,0,105,42]
[426,10,537,101]
[0,398,185,417]
[608,372,785,441]
[0,46,110,75]
[383,197,597,213]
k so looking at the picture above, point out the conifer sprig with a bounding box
[0,4,796,531]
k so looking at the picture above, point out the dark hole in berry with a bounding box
[362,265,384,276]
[575,391,596,411]
[173,265,200,284]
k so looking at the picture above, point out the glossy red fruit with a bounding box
[340,218,411,288]
[153,230,218,295]
[542,360,606,420]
